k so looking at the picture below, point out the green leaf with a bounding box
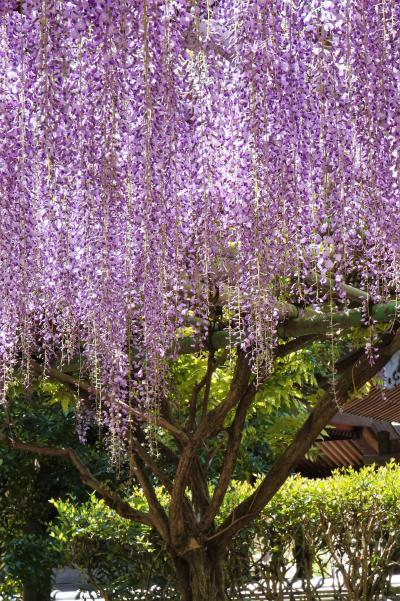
[60,396,69,416]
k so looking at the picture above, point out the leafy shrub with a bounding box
[0,534,58,601]
[50,490,175,601]
[49,464,400,600]
[0,382,118,600]
[227,463,400,600]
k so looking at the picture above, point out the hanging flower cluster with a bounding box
[0,1,399,428]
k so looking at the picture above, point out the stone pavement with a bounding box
[47,570,400,600]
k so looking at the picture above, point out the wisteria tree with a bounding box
[0,1,400,600]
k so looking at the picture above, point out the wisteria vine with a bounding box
[0,0,399,432]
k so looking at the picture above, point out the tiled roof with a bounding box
[297,385,400,476]
[343,386,400,423]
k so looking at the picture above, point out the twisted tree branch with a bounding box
[202,381,256,531]
[129,436,174,494]
[208,329,400,550]
[0,432,153,527]
[127,439,169,541]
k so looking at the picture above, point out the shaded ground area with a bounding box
[52,569,400,600]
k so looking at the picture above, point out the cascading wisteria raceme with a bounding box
[0,0,399,431]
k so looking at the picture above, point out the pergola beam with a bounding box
[178,300,400,354]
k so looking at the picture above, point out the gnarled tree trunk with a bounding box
[172,549,227,601]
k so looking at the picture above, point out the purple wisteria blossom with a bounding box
[0,1,399,431]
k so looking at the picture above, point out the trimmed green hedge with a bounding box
[226,463,400,600]
[49,487,174,600]
[6,464,399,600]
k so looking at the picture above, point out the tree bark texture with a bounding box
[173,550,227,601]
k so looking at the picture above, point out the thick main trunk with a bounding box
[173,550,227,601]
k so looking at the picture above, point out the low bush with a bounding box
[42,463,400,600]
[50,488,175,601]
[229,463,400,600]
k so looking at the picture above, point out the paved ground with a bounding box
[2,567,400,600]
[46,570,400,600]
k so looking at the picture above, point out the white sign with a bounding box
[383,350,400,389]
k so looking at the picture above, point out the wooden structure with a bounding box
[298,385,400,477]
